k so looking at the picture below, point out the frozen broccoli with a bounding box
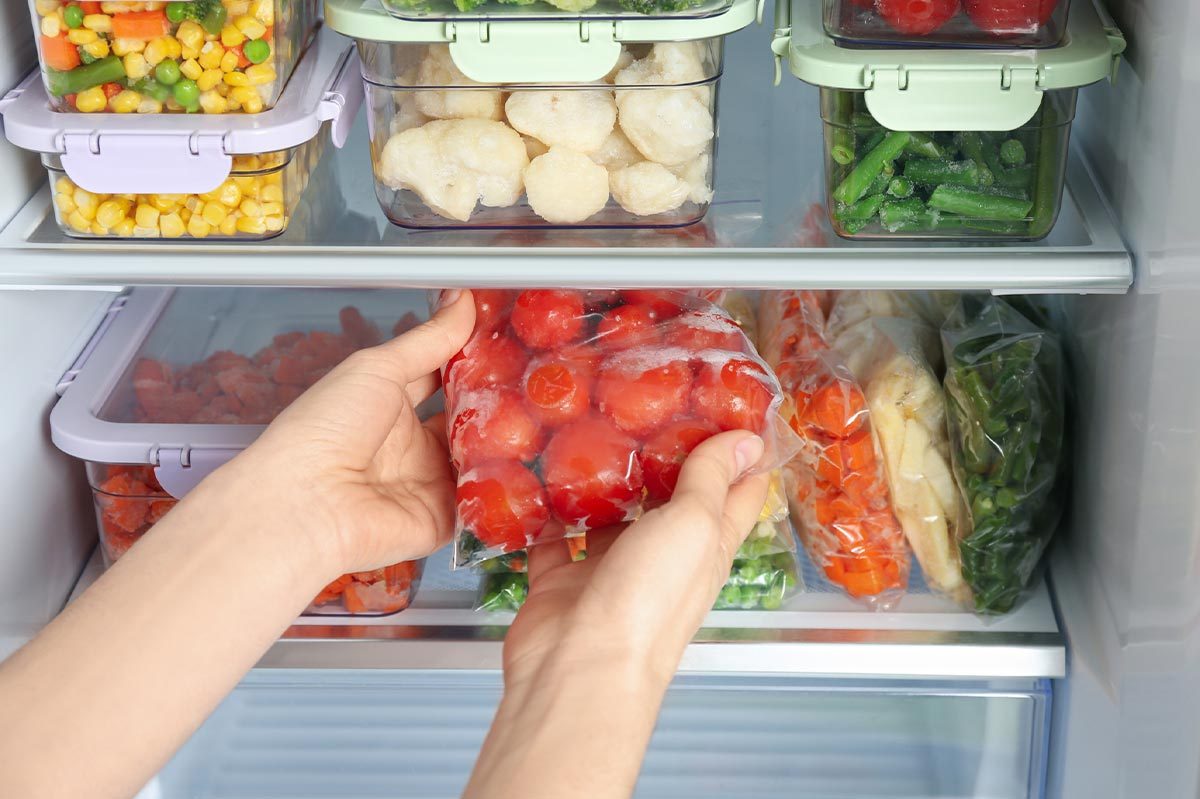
[617,0,701,13]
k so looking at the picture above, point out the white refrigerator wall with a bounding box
[1055,0,1200,795]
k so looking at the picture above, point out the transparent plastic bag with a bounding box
[448,289,800,568]
[759,290,910,608]
[828,305,972,605]
[942,296,1066,615]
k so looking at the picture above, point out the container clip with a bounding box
[864,67,1042,132]
[448,20,621,84]
[59,131,232,195]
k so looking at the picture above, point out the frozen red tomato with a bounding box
[542,415,644,530]
[457,459,549,551]
[471,289,516,333]
[444,334,529,402]
[449,389,544,471]
[963,0,1055,33]
[640,417,720,502]
[524,357,593,427]
[510,290,587,350]
[877,0,960,34]
[595,303,661,350]
[691,358,775,433]
[664,310,747,353]
[596,356,691,438]
[584,289,623,312]
[621,290,684,320]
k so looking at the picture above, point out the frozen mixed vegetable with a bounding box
[449,289,798,568]
[941,296,1065,614]
[383,0,705,17]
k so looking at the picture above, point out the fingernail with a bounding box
[734,435,765,477]
[437,289,462,309]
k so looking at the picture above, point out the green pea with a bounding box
[63,4,85,29]
[166,2,188,24]
[172,78,199,107]
[154,59,181,86]
[243,38,271,65]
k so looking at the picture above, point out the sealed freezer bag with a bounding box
[760,290,910,608]
[448,289,800,568]
[942,296,1066,614]
[829,310,972,605]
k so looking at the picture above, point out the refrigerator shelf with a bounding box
[71,545,1065,679]
[0,27,1130,293]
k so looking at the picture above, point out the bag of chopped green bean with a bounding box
[941,296,1065,615]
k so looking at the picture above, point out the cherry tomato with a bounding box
[471,289,515,333]
[664,310,746,353]
[510,290,587,350]
[594,303,661,350]
[640,417,720,502]
[542,415,644,529]
[691,357,774,433]
[596,356,692,438]
[621,290,685,320]
[962,0,1055,34]
[457,459,549,551]
[443,334,528,403]
[558,343,604,371]
[450,389,544,471]
[876,0,960,34]
[523,356,593,427]
[583,289,623,312]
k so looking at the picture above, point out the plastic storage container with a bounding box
[51,287,429,615]
[823,0,1071,49]
[28,0,320,114]
[326,0,757,228]
[772,0,1124,240]
[1,30,362,240]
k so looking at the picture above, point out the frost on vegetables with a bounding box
[941,296,1065,615]
[373,42,717,226]
[448,289,799,568]
[89,307,425,615]
[759,290,910,607]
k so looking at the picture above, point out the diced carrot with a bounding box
[804,379,867,439]
[111,9,169,40]
[841,568,891,598]
[102,82,122,99]
[79,2,102,13]
[230,43,253,69]
[41,34,80,71]
[339,306,382,349]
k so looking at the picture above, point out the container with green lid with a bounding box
[325,0,758,228]
[822,0,1073,50]
[771,0,1124,240]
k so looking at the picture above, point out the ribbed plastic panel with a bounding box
[145,673,1049,799]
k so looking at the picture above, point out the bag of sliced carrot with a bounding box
[759,290,910,609]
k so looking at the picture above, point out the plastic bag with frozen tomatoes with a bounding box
[446,289,802,568]
[759,290,910,608]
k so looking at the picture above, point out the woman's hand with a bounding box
[211,289,476,578]
[465,430,769,799]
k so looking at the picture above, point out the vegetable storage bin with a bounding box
[28,0,320,114]
[1,30,362,240]
[772,0,1124,240]
[325,0,758,228]
[50,287,429,616]
[822,0,1071,49]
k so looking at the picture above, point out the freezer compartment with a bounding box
[821,89,1075,241]
[361,41,721,228]
[42,134,326,239]
[28,0,319,114]
[143,670,1050,798]
[823,0,1070,49]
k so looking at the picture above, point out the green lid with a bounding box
[325,0,759,83]
[772,0,1126,131]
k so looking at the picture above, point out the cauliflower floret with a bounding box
[614,42,712,103]
[377,119,528,222]
[616,89,714,167]
[523,136,550,161]
[388,68,429,135]
[415,45,504,121]
[609,161,690,217]
[668,152,714,206]
[590,128,642,171]
[604,50,635,84]
[504,91,617,155]
[525,148,610,225]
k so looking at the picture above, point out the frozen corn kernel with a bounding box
[220,50,240,73]
[143,37,168,66]
[216,181,243,208]
[35,1,61,17]
[67,27,99,45]
[239,199,263,218]
[218,215,239,236]
[162,36,182,60]
[134,204,160,228]
[112,217,137,238]
[236,215,268,235]
[82,13,113,32]
[91,222,109,236]
[66,211,91,233]
[260,184,284,204]
[198,41,225,71]
[95,199,130,229]
[220,25,246,47]
[176,21,205,53]
[75,86,108,113]
[197,69,224,92]
[250,0,274,25]
[110,90,141,114]
[261,201,284,217]
[234,16,267,40]
[137,97,164,114]
[159,213,186,238]
[55,177,73,195]
[240,94,264,114]
[180,58,203,81]
[186,216,213,238]
[111,37,145,57]
[202,202,229,226]
[245,65,276,86]
[54,193,76,215]
[82,39,110,59]
[73,188,98,217]
[224,71,250,87]
[265,216,284,232]
[198,90,229,114]
[40,15,61,37]
[133,225,160,238]
[123,52,150,81]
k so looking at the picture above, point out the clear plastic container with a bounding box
[42,134,325,239]
[823,0,1070,48]
[52,287,430,616]
[378,0,733,20]
[28,0,319,114]
[821,88,1076,240]
[361,40,722,228]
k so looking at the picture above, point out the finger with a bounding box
[386,289,476,387]
[527,540,572,583]
[672,431,766,521]
[718,472,771,556]
[422,412,448,449]
[405,370,442,408]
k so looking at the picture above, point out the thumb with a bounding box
[671,431,765,522]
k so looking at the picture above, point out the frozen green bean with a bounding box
[903,158,992,188]
[833,131,911,205]
[928,185,1033,221]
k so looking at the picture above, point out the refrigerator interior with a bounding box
[1,0,1196,796]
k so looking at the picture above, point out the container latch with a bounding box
[448,20,621,84]
[59,131,233,195]
[153,447,243,500]
[864,67,1042,132]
